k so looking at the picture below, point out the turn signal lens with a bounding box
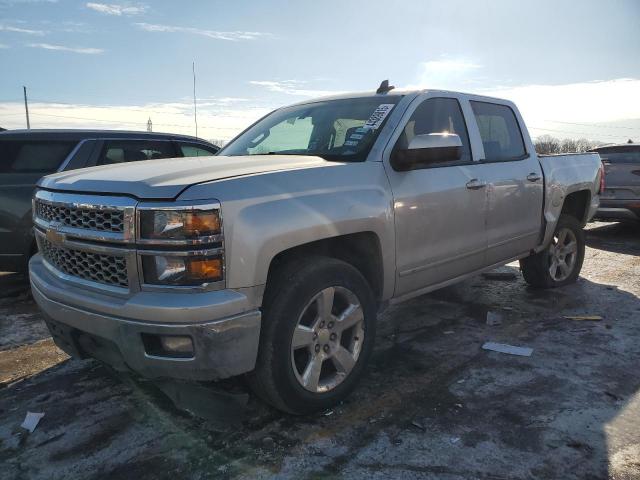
[184,212,220,236]
[187,258,222,281]
[142,255,223,286]
[139,208,221,241]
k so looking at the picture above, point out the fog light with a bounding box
[160,335,193,354]
[142,334,194,358]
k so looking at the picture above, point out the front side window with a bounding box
[98,140,176,166]
[471,101,526,161]
[0,140,77,173]
[393,97,472,164]
[220,96,403,162]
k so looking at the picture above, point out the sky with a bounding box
[1,0,639,143]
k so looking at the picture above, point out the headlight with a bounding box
[137,201,224,288]
[138,208,221,242]
[141,253,223,286]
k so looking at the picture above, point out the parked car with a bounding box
[589,143,640,223]
[0,130,219,272]
[29,87,603,414]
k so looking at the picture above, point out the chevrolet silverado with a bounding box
[29,85,603,414]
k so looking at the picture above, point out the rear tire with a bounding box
[520,214,585,288]
[247,256,376,415]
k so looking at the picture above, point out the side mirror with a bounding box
[391,133,463,171]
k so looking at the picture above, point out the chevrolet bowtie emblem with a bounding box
[46,222,66,245]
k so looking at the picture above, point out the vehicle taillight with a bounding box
[599,163,606,194]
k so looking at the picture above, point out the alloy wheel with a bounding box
[290,286,365,393]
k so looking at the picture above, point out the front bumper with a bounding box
[30,255,262,381]
[594,199,640,222]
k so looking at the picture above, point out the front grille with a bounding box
[40,238,128,288]
[35,200,125,233]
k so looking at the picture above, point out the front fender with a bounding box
[179,162,396,300]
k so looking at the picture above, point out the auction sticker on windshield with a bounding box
[364,104,395,130]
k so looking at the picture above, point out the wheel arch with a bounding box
[264,232,385,304]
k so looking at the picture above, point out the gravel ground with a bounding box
[0,221,638,480]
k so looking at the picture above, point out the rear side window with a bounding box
[471,101,526,161]
[98,140,176,166]
[0,140,77,173]
[179,143,218,157]
[595,147,640,164]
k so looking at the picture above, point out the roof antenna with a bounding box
[376,79,395,94]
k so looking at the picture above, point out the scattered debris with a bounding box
[411,420,426,431]
[482,271,517,281]
[454,403,463,409]
[564,315,603,321]
[443,330,455,335]
[20,412,45,433]
[486,311,503,326]
[605,391,622,401]
[324,410,334,416]
[482,342,533,357]
[261,436,275,448]
[450,437,461,444]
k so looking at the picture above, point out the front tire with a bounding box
[520,214,585,288]
[247,256,377,415]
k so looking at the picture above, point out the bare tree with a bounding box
[535,135,601,154]
[534,135,561,154]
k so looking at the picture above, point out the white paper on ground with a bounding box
[21,412,45,433]
[482,342,533,357]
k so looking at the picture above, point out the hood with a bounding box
[38,155,331,199]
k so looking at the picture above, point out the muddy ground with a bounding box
[0,222,639,480]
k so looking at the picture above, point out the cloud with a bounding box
[483,78,640,140]
[28,42,104,54]
[135,22,269,41]
[249,80,341,97]
[0,98,273,140]
[86,2,146,16]
[0,24,45,35]
[0,43,8,48]
[406,59,483,90]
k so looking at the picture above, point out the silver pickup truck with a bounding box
[30,86,603,414]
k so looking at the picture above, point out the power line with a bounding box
[542,119,640,131]
[528,126,633,140]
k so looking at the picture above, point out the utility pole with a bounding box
[192,61,198,138]
[23,86,31,129]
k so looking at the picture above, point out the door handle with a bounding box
[526,173,542,182]
[465,179,486,190]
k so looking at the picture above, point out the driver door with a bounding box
[383,96,488,297]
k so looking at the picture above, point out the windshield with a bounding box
[220,96,402,161]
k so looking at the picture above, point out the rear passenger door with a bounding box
[468,101,544,264]
[0,139,85,261]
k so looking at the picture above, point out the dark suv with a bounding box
[0,129,219,272]
[590,143,640,223]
